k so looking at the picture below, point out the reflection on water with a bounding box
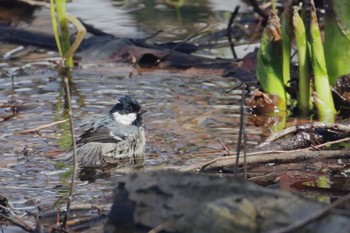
[26,0,248,42]
[66,0,247,40]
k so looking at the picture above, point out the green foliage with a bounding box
[50,0,85,68]
[324,1,350,85]
[257,0,337,124]
[50,0,73,67]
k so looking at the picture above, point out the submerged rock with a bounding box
[104,170,350,233]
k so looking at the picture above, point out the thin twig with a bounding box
[234,82,246,175]
[17,0,50,8]
[245,134,350,156]
[267,193,350,233]
[218,140,231,155]
[62,76,78,228]
[310,136,350,149]
[180,149,350,172]
[18,119,68,134]
[247,0,269,24]
[0,214,35,233]
[199,158,220,172]
[257,122,350,148]
[0,205,34,233]
[227,6,240,59]
[166,24,209,52]
[242,84,247,179]
[156,136,350,173]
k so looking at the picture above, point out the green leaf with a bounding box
[331,0,350,40]
[324,0,350,85]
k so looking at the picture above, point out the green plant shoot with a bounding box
[257,8,286,111]
[293,5,311,116]
[281,2,292,103]
[50,0,85,68]
[308,0,336,122]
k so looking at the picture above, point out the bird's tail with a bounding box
[55,144,107,168]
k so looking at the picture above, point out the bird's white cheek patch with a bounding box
[112,112,137,125]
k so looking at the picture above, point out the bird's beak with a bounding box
[139,110,147,115]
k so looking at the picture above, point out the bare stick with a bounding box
[242,84,247,179]
[19,119,68,134]
[178,133,350,173]
[0,205,34,233]
[62,76,78,228]
[234,83,246,175]
[257,122,350,148]
[244,135,350,156]
[267,193,350,233]
[180,149,350,172]
[17,0,50,8]
[218,140,231,155]
[247,0,269,24]
[227,6,240,59]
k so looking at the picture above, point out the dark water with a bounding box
[0,0,264,230]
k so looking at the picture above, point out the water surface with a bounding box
[0,0,264,229]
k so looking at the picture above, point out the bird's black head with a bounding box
[110,95,141,115]
[109,95,144,126]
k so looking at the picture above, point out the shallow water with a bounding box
[0,0,264,229]
[1,64,262,163]
[0,64,263,218]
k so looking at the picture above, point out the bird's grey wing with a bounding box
[78,115,105,132]
[78,126,125,144]
[77,119,139,143]
[76,125,140,167]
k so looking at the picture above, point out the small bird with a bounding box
[68,95,146,168]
